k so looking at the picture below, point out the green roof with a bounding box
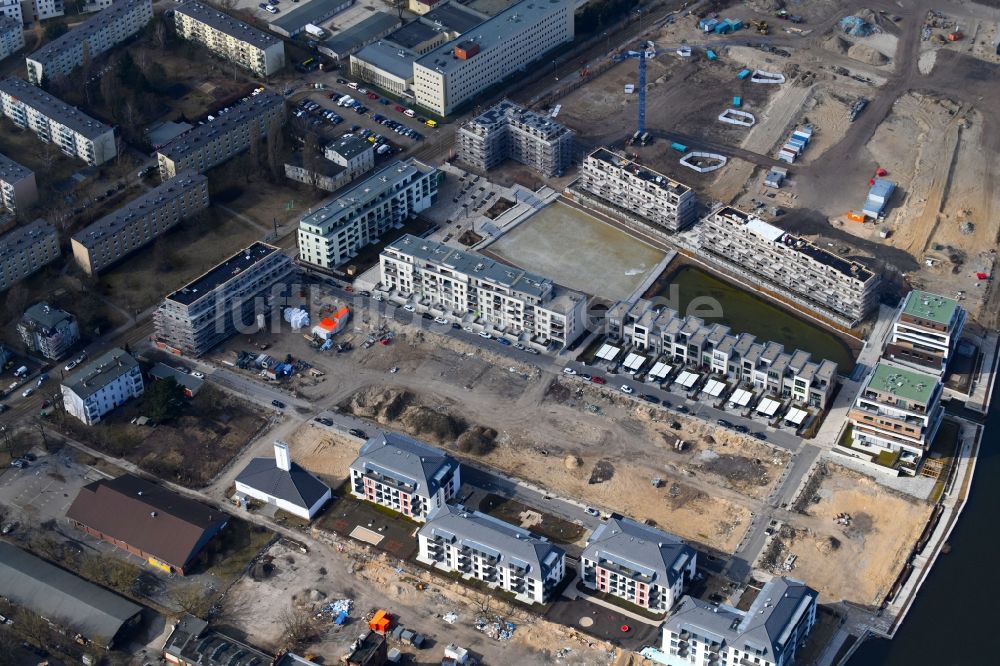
[867,363,938,404]
[901,290,959,326]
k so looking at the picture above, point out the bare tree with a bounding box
[277,607,316,650]
[153,17,168,49]
[168,581,212,619]
[302,132,322,192]
[265,117,284,181]
[4,281,28,321]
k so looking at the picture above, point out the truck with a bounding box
[13,365,28,378]
[305,23,327,39]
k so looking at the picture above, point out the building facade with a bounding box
[297,159,439,270]
[25,0,65,22]
[350,41,417,96]
[0,151,36,214]
[0,14,24,61]
[157,92,286,179]
[324,133,374,178]
[0,0,23,24]
[174,2,285,77]
[153,242,294,357]
[71,171,209,275]
[580,516,697,614]
[697,206,881,326]
[380,234,587,349]
[417,505,566,604]
[25,0,153,85]
[61,348,144,425]
[884,290,966,376]
[234,441,332,520]
[284,157,354,192]
[457,100,574,177]
[577,148,697,232]
[349,432,461,522]
[17,302,78,359]
[0,77,116,165]
[0,218,59,290]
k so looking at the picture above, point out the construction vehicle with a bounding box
[750,20,769,35]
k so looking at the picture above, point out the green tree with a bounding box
[144,378,186,423]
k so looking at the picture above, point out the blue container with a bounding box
[733,96,742,107]
[671,142,688,153]
[706,50,718,61]
[737,69,751,79]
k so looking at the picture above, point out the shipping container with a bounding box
[732,96,741,107]
[737,69,751,79]
[706,50,718,60]
[671,142,688,152]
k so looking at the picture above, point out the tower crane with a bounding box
[612,42,658,144]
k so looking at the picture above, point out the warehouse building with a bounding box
[884,290,966,376]
[457,100,574,177]
[174,2,285,77]
[268,0,354,38]
[164,616,272,666]
[0,218,59,290]
[0,14,24,61]
[0,151,37,214]
[61,348,143,425]
[350,40,418,96]
[18,302,78,360]
[318,12,400,61]
[235,441,332,520]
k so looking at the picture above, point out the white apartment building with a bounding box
[324,134,374,178]
[380,234,588,349]
[580,516,696,614]
[80,0,114,14]
[25,0,153,85]
[297,159,439,270]
[0,151,37,214]
[577,148,698,231]
[457,100,575,177]
[61,348,144,426]
[174,2,285,78]
[697,206,881,327]
[412,0,574,115]
[157,92,285,179]
[349,432,460,522]
[0,77,117,165]
[0,218,59,290]
[17,302,78,360]
[0,0,22,24]
[662,577,817,666]
[71,172,209,275]
[418,505,566,605]
[0,14,24,61]
[24,0,64,22]
[884,290,966,376]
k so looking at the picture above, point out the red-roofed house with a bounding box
[311,307,350,339]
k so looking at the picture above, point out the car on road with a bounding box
[394,105,405,113]
[463,325,474,332]
[752,432,767,441]
[734,424,749,434]
[421,313,433,321]
[661,400,672,409]
[717,419,734,428]
[513,342,525,350]
[584,507,600,517]
[451,322,461,329]
[403,304,415,312]
[336,78,347,84]
[1,521,17,534]
[271,399,285,409]
[349,428,367,438]
[675,405,690,414]
[21,387,34,398]
[434,316,448,324]
[589,375,605,385]
[36,374,47,386]
[580,373,592,381]
[478,331,491,339]
[314,417,334,426]
[64,360,78,371]
[525,348,540,355]
[192,371,205,379]
[562,368,577,375]
[496,338,511,346]
[619,384,634,394]
[175,365,190,374]
[640,394,660,404]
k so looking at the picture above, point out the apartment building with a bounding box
[418,505,566,604]
[0,218,59,290]
[284,155,354,192]
[0,152,37,214]
[24,0,64,22]
[153,242,294,356]
[698,206,881,326]
[577,148,697,231]
[0,0,22,24]
[606,299,839,409]
[848,362,944,472]
[71,172,209,275]
[81,0,114,14]
[17,302,78,360]
[380,234,587,348]
[61,348,143,425]
[324,133,374,178]
[884,290,966,376]
[0,15,24,61]
[25,0,153,85]
[297,159,439,270]
[580,516,696,614]
[349,432,460,522]
[412,0,574,115]
[174,2,285,77]
[457,100,574,177]
[661,577,817,666]
[157,92,286,179]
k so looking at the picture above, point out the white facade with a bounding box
[174,2,285,77]
[0,14,23,61]
[234,442,332,520]
[61,349,144,426]
[26,0,65,22]
[324,134,374,178]
[0,0,22,24]
[885,290,966,376]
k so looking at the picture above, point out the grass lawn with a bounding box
[479,494,585,545]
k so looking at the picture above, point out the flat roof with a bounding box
[164,617,270,666]
[0,151,32,184]
[28,0,150,63]
[901,290,959,326]
[588,147,692,196]
[270,0,351,33]
[867,362,939,404]
[388,20,444,49]
[327,133,372,160]
[176,1,280,50]
[424,2,488,33]
[0,77,112,139]
[166,242,283,306]
[0,219,56,262]
[467,99,572,140]
[353,41,418,79]
[756,397,780,416]
[158,92,284,161]
[321,12,400,56]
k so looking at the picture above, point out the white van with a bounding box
[347,81,358,90]
[404,109,415,118]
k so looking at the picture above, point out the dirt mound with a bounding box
[564,454,582,469]
[749,0,784,12]
[456,426,498,455]
[847,43,889,65]
[827,35,851,54]
[340,386,466,443]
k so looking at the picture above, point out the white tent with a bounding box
[785,408,808,426]
[676,371,699,389]
[596,344,621,361]
[703,379,726,397]
[729,388,753,407]
[756,398,781,417]
[623,353,646,372]
[649,362,672,380]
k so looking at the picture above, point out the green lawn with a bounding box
[479,494,585,545]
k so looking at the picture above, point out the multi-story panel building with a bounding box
[0,218,59,290]
[698,206,881,326]
[0,0,23,24]
[153,242,294,356]
[61,348,144,425]
[157,92,286,179]
[412,0,574,116]
[662,577,817,666]
[580,516,696,614]
[297,159,439,270]
[457,100,574,177]
[418,505,566,604]
[0,14,24,61]
[17,302,78,360]
[349,432,460,522]
[174,2,285,77]
[0,77,116,165]
[25,0,153,85]
[324,134,374,178]
[884,290,966,376]
[380,234,587,348]
[25,0,65,22]
[0,151,36,214]
[80,0,114,14]
[70,172,209,275]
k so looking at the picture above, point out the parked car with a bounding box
[349,428,367,438]
[433,316,448,324]
[590,376,606,385]
[21,387,34,398]
[525,348,540,355]
[676,405,690,414]
[734,424,749,434]
[403,304,415,312]
[314,417,334,426]
[64,359,78,372]
[584,507,600,517]
[619,384,634,394]
[580,373,592,381]
[562,368,577,375]
[271,399,286,409]
[640,394,660,404]
[752,432,768,441]
[192,371,205,379]
[478,331,491,339]
[496,338,511,346]
[717,419,734,428]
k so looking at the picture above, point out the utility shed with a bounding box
[234,441,332,520]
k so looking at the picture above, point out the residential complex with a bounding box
[324,133,375,178]
[153,242,294,357]
[25,0,153,85]
[0,14,24,61]
[0,77,117,165]
[412,0,574,115]
[606,299,840,409]
[380,234,588,349]
[884,290,966,376]
[697,206,881,326]
[417,505,566,604]
[580,516,697,614]
[297,159,439,270]
[0,151,37,214]
[70,172,209,275]
[156,92,286,179]
[234,441,332,520]
[577,148,697,232]
[661,577,818,666]
[24,0,65,22]
[174,2,285,78]
[0,218,59,290]
[17,302,79,360]
[349,432,461,522]
[457,100,575,177]
[61,348,144,425]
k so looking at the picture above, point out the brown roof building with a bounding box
[66,474,228,575]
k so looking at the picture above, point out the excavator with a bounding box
[750,19,769,35]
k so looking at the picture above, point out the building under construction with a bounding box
[456,100,575,177]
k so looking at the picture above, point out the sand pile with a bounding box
[847,43,890,64]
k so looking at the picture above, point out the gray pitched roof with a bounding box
[350,432,458,497]
[63,348,139,400]
[235,457,330,510]
[582,515,695,587]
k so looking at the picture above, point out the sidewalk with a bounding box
[561,577,664,627]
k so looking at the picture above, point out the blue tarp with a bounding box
[840,16,874,36]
